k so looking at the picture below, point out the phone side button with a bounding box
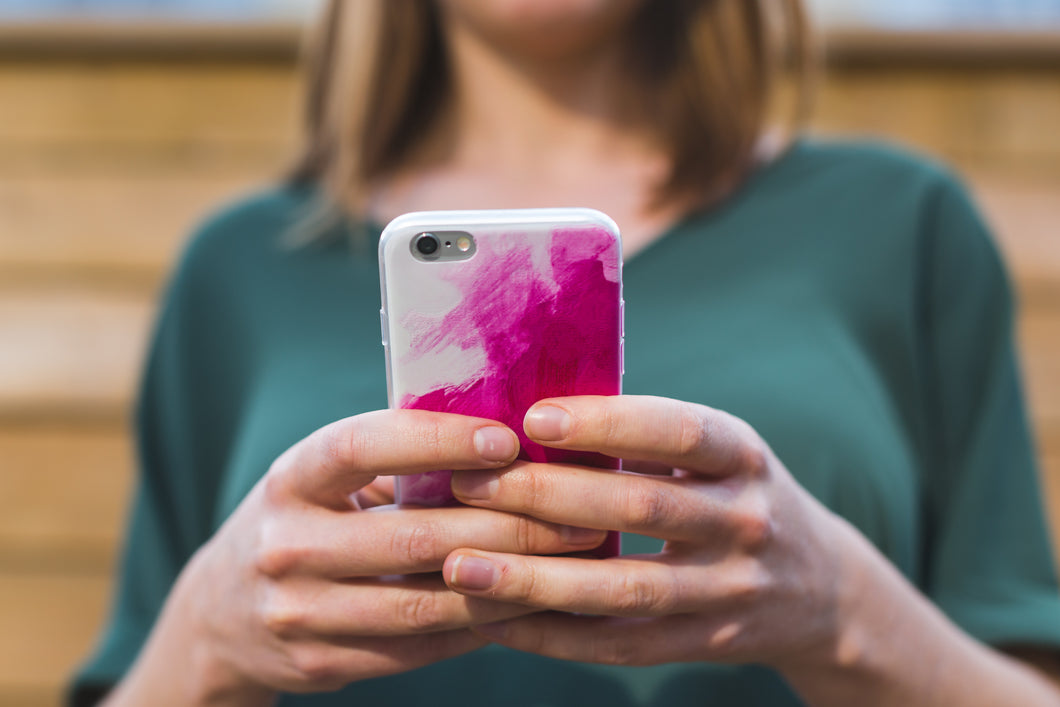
[620,337,625,376]
[379,309,389,346]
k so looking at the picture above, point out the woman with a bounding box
[72,1,1060,705]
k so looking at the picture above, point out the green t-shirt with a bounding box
[71,141,1060,706]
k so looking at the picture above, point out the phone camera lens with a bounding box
[415,233,440,255]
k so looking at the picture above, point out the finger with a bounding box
[261,574,541,639]
[471,613,711,666]
[329,629,488,677]
[443,551,757,617]
[270,410,519,508]
[524,395,769,478]
[277,629,487,691]
[256,505,608,578]
[451,461,745,542]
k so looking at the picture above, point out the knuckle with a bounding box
[519,560,543,605]
[396,589,447,633]
[610,572,664,616]
[254,544,301,579]
[600,405,624,447]
[261,470,291,508]
[391,521,443,567]
[622,483,669,533]
[516,466,548,512]
[706,621,748,658]
[736,436,770,478]
[413,416,447,454]
[253,525,304,579]
[324,413,388,475]
[332,419,367,472]
[732,498,775,553]
[727,561,771,606]
[512,516,536,556]
[289,645,341,686]
[675,408,708,457]
[260,590,305,639]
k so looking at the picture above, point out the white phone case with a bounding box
[379,208,624,555]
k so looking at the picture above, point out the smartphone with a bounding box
[378,208,623,557]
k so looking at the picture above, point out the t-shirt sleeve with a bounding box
[67,224,246,705]
[918,172,1060,648]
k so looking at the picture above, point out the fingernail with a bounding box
[450,555,499,591]
[524,406,571,441]
[451,470,499,500]
[474,426,517,462]
[560,525,607,546]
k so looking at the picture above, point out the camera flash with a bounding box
[457,236,472,252]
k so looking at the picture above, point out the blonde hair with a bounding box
[291,0,814,217]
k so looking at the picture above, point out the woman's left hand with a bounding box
[442,394,858,670]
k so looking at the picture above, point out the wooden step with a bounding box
[816,69,1060,173]
[0,138,294,180]
[0,572,112,705]
[0,287,153,422]
[0,425,132,573]
[0,61,299,144]
[0,175,273,276]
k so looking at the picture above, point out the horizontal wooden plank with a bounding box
[814,70,1060,173]
[0,175,271,274]
[0,138,295,180]
[0,288,153,419]
[0,426,132,573]
[0,20,304,61]
[825,30,1060,69]
[0,62,300,143]
[0,572,112,696]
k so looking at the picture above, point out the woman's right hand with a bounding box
[106,410,608,706]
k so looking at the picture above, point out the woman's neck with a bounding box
[370,10,690,259]
[440,15,655,176]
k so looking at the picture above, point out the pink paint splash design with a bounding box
[398,227,622,557]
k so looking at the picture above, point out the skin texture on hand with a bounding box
[101,397,1060,706]
[442,395,848,667]
[440,395,1060,707]
[102,410,607,706]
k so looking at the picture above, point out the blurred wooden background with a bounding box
[0,25,1058,706]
